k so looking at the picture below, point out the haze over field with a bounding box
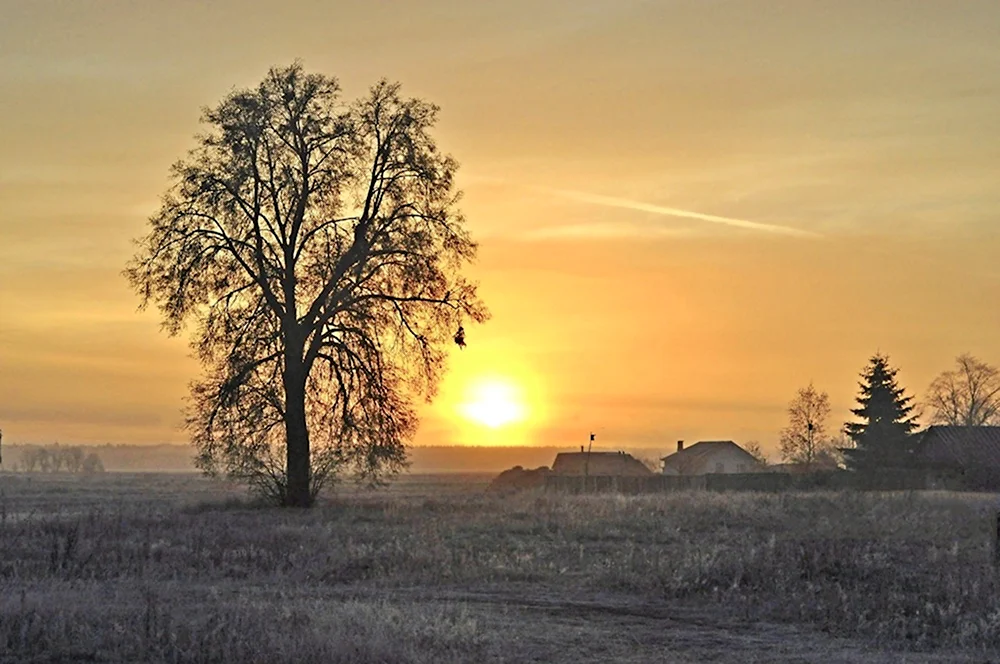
[1,444,609,475]
[2,1,999,454]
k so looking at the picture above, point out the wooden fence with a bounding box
[544,469,968,494]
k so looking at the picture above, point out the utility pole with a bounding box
[807,421,815,469]
[584,432,594,481]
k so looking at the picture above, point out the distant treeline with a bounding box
[3,444,196,473]
[0,444,649,474]
[13,444,105,474]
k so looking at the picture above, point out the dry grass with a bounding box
[1,472,999,662]
[4,592,483,664]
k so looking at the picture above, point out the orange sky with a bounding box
[2,1,999,458]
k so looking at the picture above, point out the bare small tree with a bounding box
[16,445,102,474]
[18,446,42,472]
[61,447,85,473]
[925,354,1000,427]
[82,453,105,474]
[126,63,487,506]
[743,440,768,467]
[779,383,836,469]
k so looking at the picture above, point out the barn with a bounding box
[551,451,653,477]
[914,425,1000,490]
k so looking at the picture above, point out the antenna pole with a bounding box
[584,432,594,480]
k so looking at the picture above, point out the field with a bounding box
[2,473,1000,663]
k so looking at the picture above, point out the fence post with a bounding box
[994,511,1000,569]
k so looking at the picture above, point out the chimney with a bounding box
[677,440,685,452]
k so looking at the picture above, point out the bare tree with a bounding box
[18,446,43,472]
[779,383,836,469]
[82,453,105,474]
[925,354,1000,427]
[62,447,85,473]
[16,445,102,474]
[743,440,768,467]
[126,64,487,507]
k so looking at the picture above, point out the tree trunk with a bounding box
[284,346,312,507]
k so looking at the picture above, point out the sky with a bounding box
[2,0,999,458]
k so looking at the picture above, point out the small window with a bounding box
[715,462,724,474]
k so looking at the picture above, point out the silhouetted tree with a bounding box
[126,64,487,507]
[925,354,1000,426]
[61,446,85,473]
[16,445,103,474]
[37,447,54,472]
[842,354,919,471]
[779,383,836,469]
[82,453,105,474]
[743,440,768,467]
[18,446,43,472]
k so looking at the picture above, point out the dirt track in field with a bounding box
[332,586,994,663]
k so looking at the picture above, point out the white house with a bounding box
[660,440,760,476]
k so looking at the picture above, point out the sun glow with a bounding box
[460,378,527,429]
[425,343,547,446]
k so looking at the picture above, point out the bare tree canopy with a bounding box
[926,354,1000,427]
[779,383,836,468]
[126,63,487,507]
[743,440,768,467]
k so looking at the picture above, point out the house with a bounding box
[913,425,1000,489]
[660,440,760,476]
[551,451,653,477]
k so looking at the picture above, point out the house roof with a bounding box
[551,452,652,477]
[660,440,756,474]
[915,426,1000,468]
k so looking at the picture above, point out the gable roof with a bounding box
[551,452,653,476]
[915,426,1000,468]
[660,440,757,474]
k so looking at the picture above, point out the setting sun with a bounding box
[429,343,548,446]
[460,378,527,429]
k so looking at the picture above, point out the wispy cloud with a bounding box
[542,186,820,238]
[520,222,699,241]
[466,175,821,239]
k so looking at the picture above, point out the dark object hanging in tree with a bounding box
[454,325,466,349]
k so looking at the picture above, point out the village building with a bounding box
[660,440,760,476]
[551,451,653,477]
[913,425,1000,489]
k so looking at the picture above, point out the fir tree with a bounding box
[842,353,919,471]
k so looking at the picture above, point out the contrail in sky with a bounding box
[542,186,820,238]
